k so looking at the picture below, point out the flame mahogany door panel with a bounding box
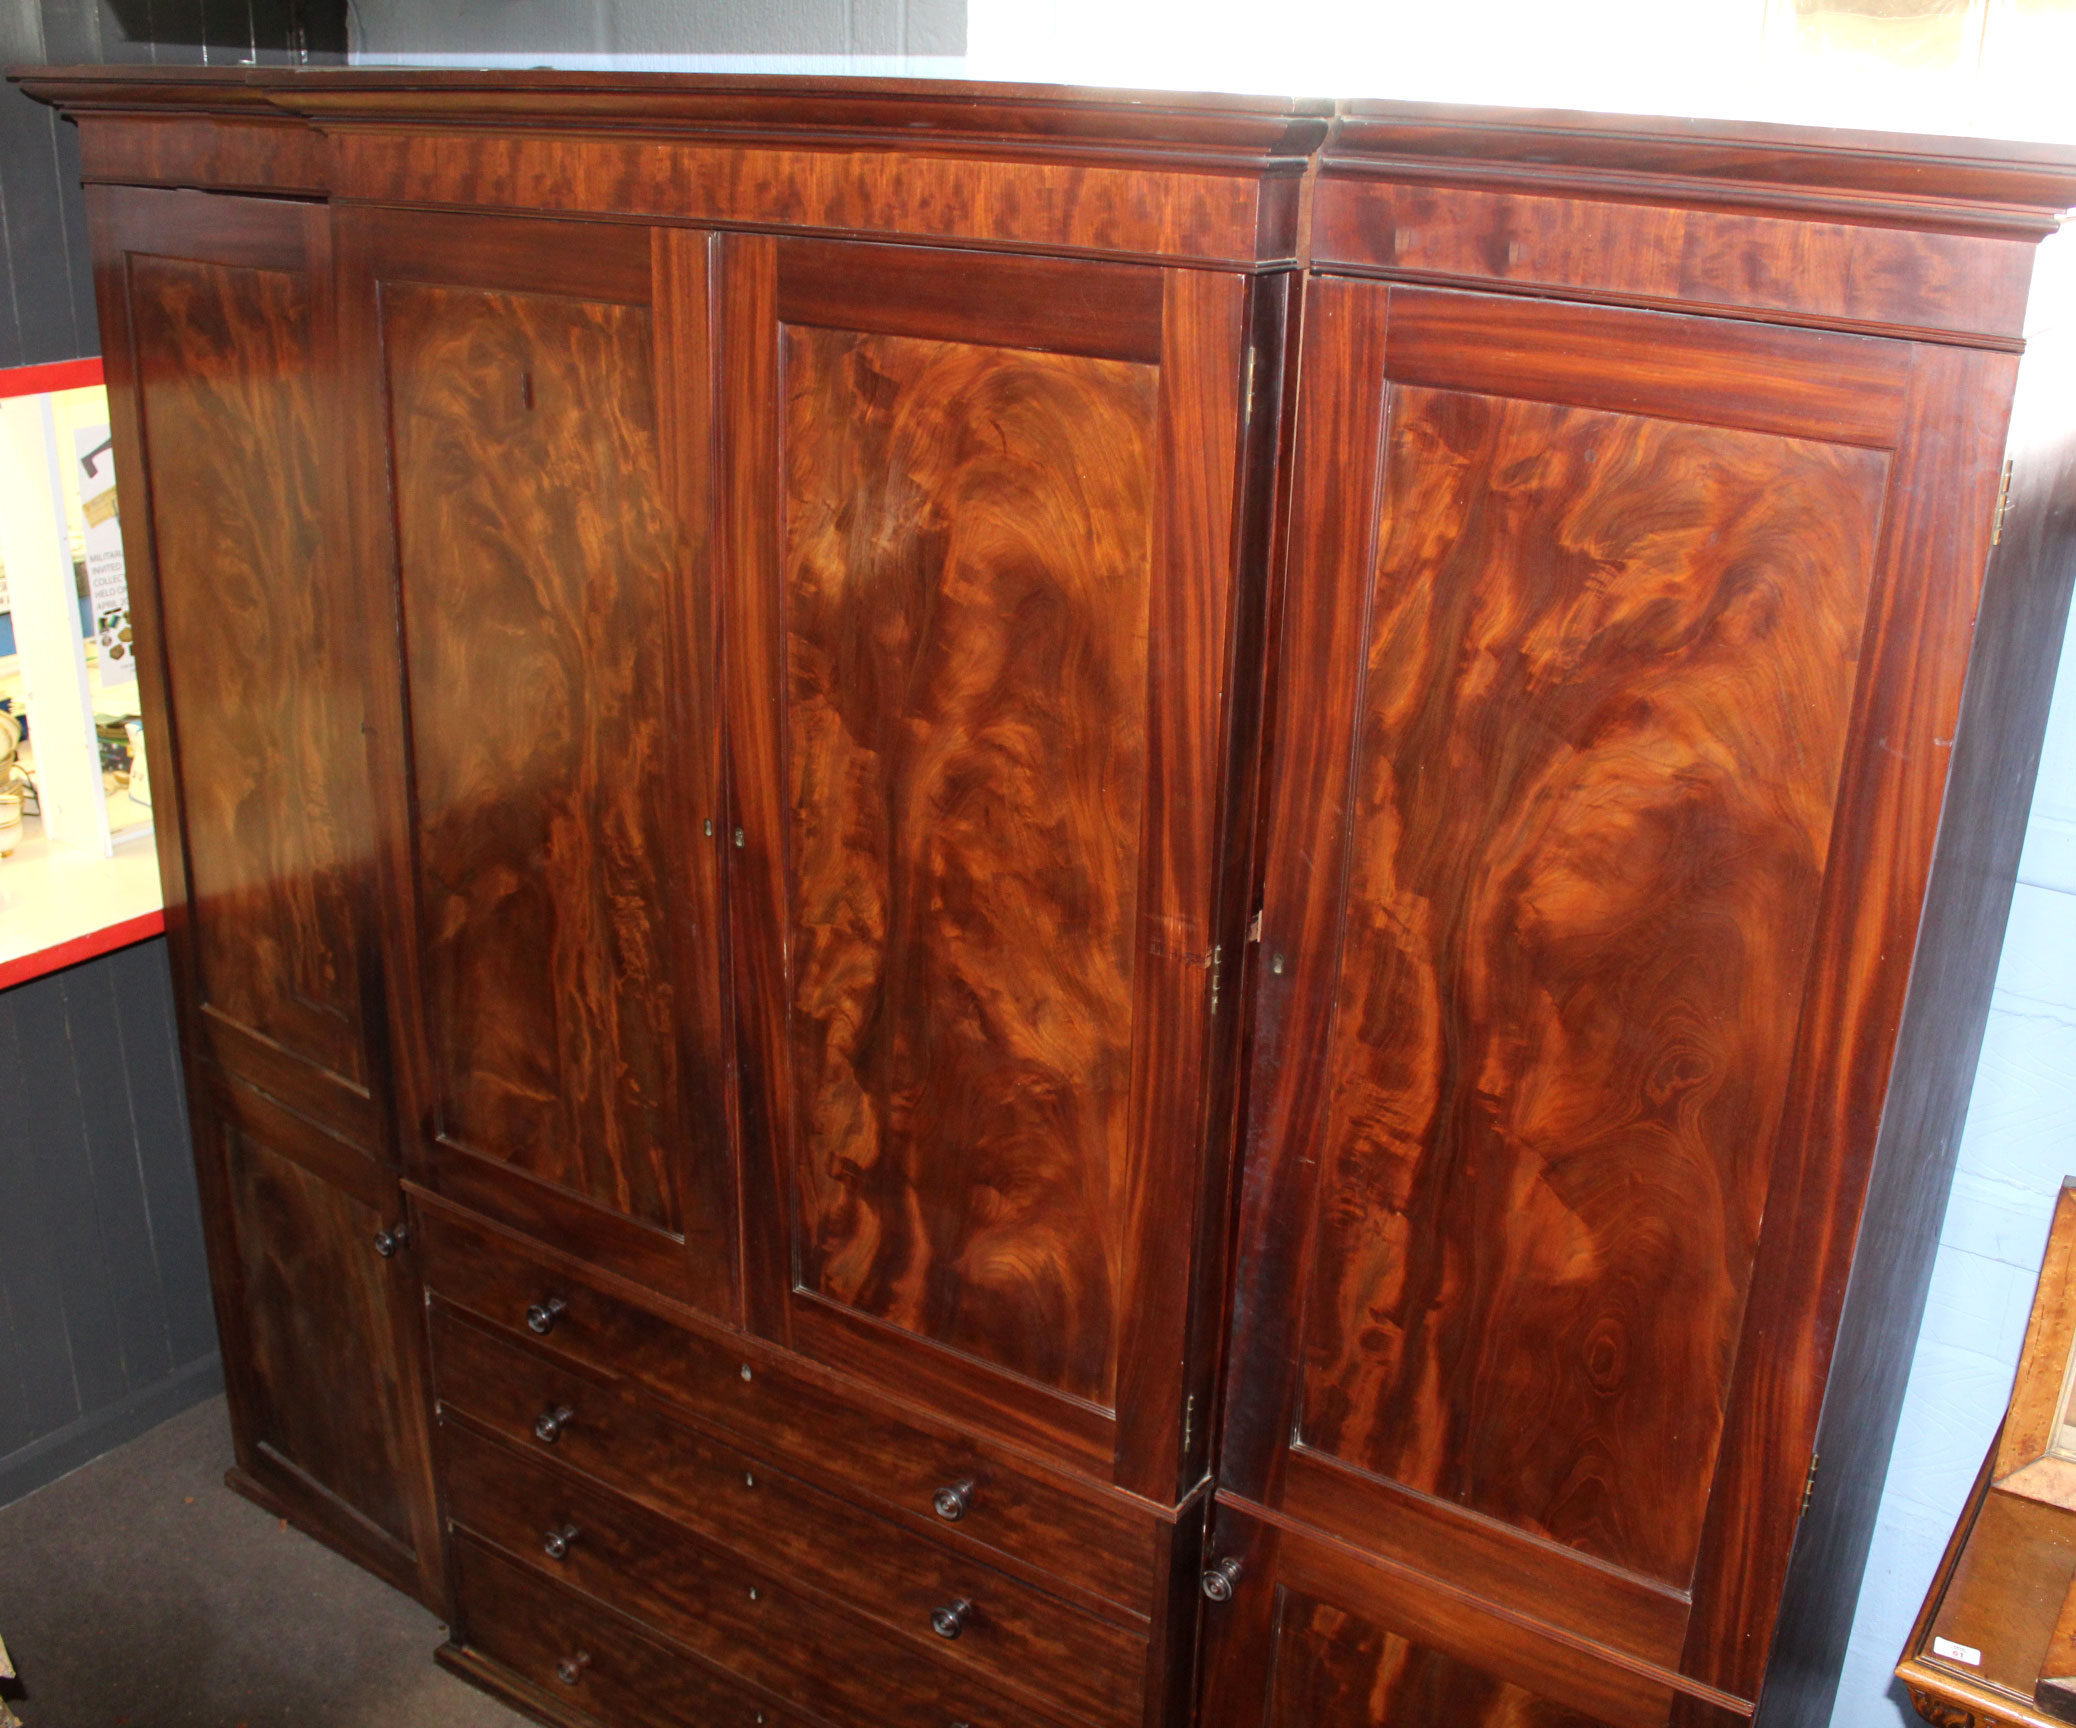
[86,185,440,1601]
[340,209,735,1316]
[1209,280,2016,1721]
[209,1072,423,1558]
[721,236,1262,1498]
[1198,1501,1751,1728]
[101,188,383,1146]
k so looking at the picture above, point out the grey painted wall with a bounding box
[0,939,219,1506]
[347,0,964,71]
[1,0,100,368]
[2,0,345,1507]
[0,0,346,370]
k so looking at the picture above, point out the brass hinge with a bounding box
[1801,1452,1821,1520]
[1183,1393,1196,1455]
[1208,945,1225,1015]
[1993,458,2016,546]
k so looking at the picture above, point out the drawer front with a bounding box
[454,1533,807,1728]
[433,1307,1148,1725]
[418,1198,1158,1612]
[443,1421,1115,1728]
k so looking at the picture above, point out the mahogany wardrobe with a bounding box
[14,63,2076,1728]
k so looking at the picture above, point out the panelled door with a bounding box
[339,210,735,1318]
[89,185,440,1600]
[1204,280,2015,1724]
[720,236,1267,1499]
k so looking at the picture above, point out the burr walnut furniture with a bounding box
[1897,1187,2076,1728]
[12,64,2076,1728]
[1993,1181,2076,1514]
[1894,1438,2076,1728]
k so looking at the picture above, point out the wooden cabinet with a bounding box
[1203,113,2076,1728]
[339,207,736,1317]
[719,233,1270,1497]
[1210,275,2016,1723]
[61,75,1313,1728]
[21,65,2076,1728]
[83,182,440,1601]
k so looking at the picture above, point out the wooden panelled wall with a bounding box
[12,66,2076,1728]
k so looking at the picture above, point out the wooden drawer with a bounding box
[453,1533,808,1728]
[416,1196,1159,1616]
[443,1420,1116,1728]
[433,1306,1148,1726]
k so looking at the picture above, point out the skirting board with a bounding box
[0,1354,223,1510]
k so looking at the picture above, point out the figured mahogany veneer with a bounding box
[448,1535,816,1728]
[443,1420,1096,1728]
[82,111,331,195]
[131,250,371,1100]
[28,67,1329,268]
[20,63,2076,1728]
[1213,257,2032,1725]
[331,204,742,1323]
[1293,369,1886,1592]
[1310,179,2037,345]
[781,319,1156,1409]
[213,1073,418,1560]
[429,1305,1150,1721]
[1313,102,2075,347]
[1201,1498,1750,1728]
[389,278,688,1235]
[77,179,445,1607]
[720,229,1263,1513]
[414,1194,1167,1619]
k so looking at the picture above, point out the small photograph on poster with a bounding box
[74,424,133,687]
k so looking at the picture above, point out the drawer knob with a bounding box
[526,1296,568,1335]
[932,1478,975,1522]
[1200,1556,1242,1603]
[543,1522,580,1561]
[555,1651,590,1685]
[372,1223,410,1258]
[930,1598,972,1640]
[533,1405,575,1445]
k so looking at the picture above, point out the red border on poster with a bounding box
[0,910,166,992]
[0,349,161,990]
[0,356,104,399]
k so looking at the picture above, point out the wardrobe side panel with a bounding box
[87,183,441,1605]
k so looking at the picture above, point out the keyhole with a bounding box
[521,370,536,411]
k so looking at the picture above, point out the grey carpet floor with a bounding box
[0,1395,527,1728]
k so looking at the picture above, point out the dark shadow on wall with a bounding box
[0,0,349,370]
[97,0,348,57]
